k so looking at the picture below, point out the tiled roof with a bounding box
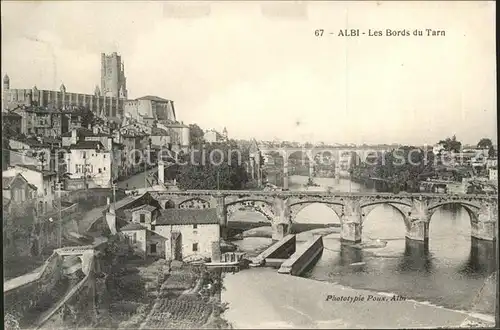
[2,111,22,118]
[121,223,147,231]
[61,128,110,138]
[42,136,61,144]
[2,176,15,188]
[151,127,168,135]
[61,128,93,137]
[136,95,170,102]
[10,137,50,148]
[156,208,219,225]
[69,140,105,150]
[14,164,57,177]
[130,204,158,213]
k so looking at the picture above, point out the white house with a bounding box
[3,164,57,214]
[489,168,498,181]
[204,129,226,144]
[121,205,220,261]
[65,140,112,188]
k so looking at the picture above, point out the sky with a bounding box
[1,1,496,146]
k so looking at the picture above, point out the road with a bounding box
[117,167,158,190]
[221,268,494,328]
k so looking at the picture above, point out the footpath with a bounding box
[221,268,495,329]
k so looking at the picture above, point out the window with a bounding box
[150,244,157,254]
[193,224,198,230]
[151,225,155,231]
[192,243,198,252]
[129,233,136,244]
[44,188,47,196]
[139,213,145,223]
[98,168,102,173]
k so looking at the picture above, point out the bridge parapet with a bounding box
[147,190,497,242]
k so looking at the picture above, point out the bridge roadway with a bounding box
[145,189,498,243]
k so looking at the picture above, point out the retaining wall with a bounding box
[278,236,323,276]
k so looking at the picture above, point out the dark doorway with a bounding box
[171,232,182,261]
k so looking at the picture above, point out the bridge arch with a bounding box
[360,201,411,230]
[178,198,211,209]
[225,199,275,222]
[289,201,343,223]
[428,201,481,225]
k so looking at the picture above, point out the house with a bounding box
[489,167,498,181]
[3,164,57,214]
[65,139,112,189]
[121,206,220,261]
[204,129,227,144]
[2,172,38,214]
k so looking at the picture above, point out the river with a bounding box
[229,175,497,316]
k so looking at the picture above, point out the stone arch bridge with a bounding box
[149,190,498,243]
[255,146,390,189]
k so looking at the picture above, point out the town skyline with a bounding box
[1,1,496,146]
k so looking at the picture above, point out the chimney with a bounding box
[108,137,113,150]
[93,126,98,135]
[71,129,78,145]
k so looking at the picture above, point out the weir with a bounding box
[278,236,324,276]
[251,234,296,266]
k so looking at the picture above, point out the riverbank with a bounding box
[221,267,495,328]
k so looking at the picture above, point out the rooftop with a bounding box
[121,223,147,231]
[2,111,22,118]
[68,140,106,150]
[61,127,111,138]
[136,95,171,102]
[2,174,36,190]
[9,136,50,148]
[151,127,169,136]
[14,164,57,177]
[156,208,219,225]
[130,204,158,213]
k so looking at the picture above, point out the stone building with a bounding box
[2,172,38,214]
[121,206,220,261]
[123,95,176,123]
[3,164,57,214]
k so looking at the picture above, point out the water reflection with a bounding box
[397,239,432,273]
[339,245,363,266]
[459,238,497,275]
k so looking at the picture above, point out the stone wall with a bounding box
[35,253,98,328]
[4,252,63,320]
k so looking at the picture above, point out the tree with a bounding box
[176,140,249,190]
[438,135,462,153]
[488,146,496,158]
[477,138,493,149]
[189,124,205,147]
[76,106,96,128]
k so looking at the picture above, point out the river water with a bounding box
[231,175,497,315]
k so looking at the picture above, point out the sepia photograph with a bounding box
[1,1,498,329]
